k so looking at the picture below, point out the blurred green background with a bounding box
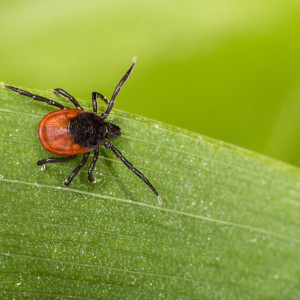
[1,0,300,167]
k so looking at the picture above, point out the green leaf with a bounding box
[0,85,299,299]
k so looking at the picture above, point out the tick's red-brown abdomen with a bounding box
[38,109,92,155]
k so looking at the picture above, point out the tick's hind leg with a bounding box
[53,88,83,110]
[3,84,66,109]
[64,153,89,186]
[37,155,77,166]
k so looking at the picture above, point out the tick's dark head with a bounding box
[106,122,121,139]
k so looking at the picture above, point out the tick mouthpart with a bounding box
[106,123,121,138]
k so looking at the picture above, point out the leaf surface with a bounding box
[0,86,299,299]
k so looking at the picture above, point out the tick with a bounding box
[2,58,162,204]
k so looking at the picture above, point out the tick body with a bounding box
[3,58,162,204]
[38,109,89,155]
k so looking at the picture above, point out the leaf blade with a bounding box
[0,86,299,299]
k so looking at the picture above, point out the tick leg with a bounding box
[88,148,100,182]
[100,57,136,120]
[53,88,83,110]
[92,92,108,105]
[37,155,77,165]
[64,153,89,186]
[104,141,162,205]
[92,92,110,114]
[4,84,66,109]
